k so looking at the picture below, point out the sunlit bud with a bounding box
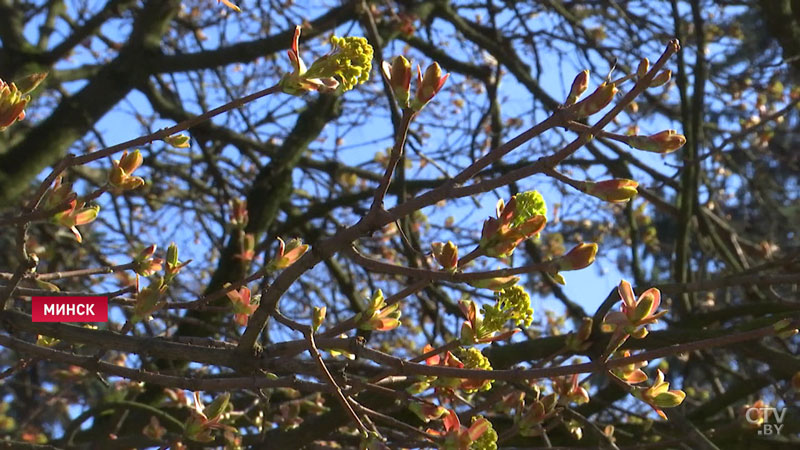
[0,78,30,130]
[572,82,618,117]
[15,72,48,94]
[383,55,412,108]
[54,203,99,243]
[630,294,656,323]
[432,241,458,270]
[312,306,326,332]
[468,275,519,291]
[411,62,450,111]
[109,150,145,191]
[565,70,590,105]
[628,130,686,154]
[164,134,190,148]
[269,237,309,270]
[167,242,179,268]
[140,244,157,259]
[585,179,639,203]
[134,244,163,277]
[558,243,598,271]
[637,58,650,79]
[118,150,143,174]
[653,390,686,408]
[649,70,671,88]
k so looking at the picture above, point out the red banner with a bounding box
[31,296,108,322]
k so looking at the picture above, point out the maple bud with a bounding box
[411,62,449,111]
[0,78,29,130]
[468,275,520,291]
[558,243,598,271]
[572,82,618,117]
[637,58,650,79]
[383,55,412,108]
[133,244,163,277]
[109,150,145,191]
[565,70,590,105]
[653,390,686,408]
[164,134,190,148]
[630,293,656,323]
[628,130,686,154]
[166,242,179,268]
[312,306,326,332]
[118,149,143,174]
[269,237,309,270]
[584,179,639,202]
[649,70,671,88]
[432,241,458,270]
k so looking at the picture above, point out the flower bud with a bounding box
[312,306,326,332]
[630,294,655,323]
[432,241,458,270]
[628,130,686,154]
[637,58,650,79]
[565,70,590,105]
[140,244,157,259]
[468,275,520,291]
[383,56,412,108]
[572,82,618,117]
[0,78,29,130]
[649,70,671,88]
[167,242,179,268]
[584,179,639,202]
[164,134,190,148]
[653,390,686,408]
[558,243,598,271]
[411,62,450,111]
[118,150,143,174]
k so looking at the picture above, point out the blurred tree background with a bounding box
[1,0,799,448]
